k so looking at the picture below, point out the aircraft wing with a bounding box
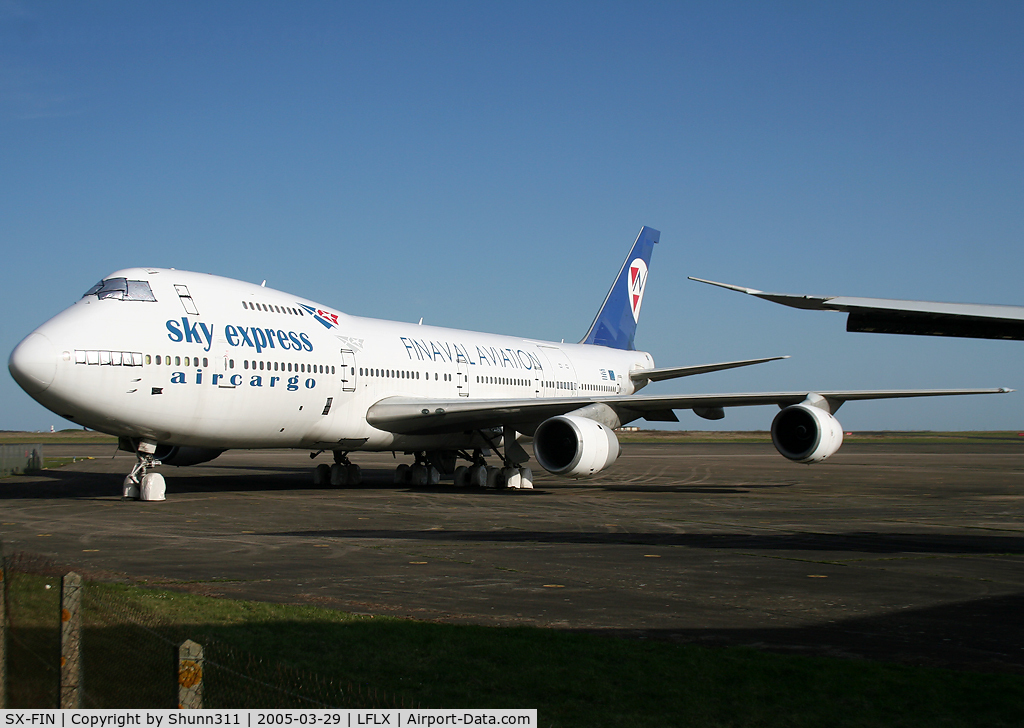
[365,388,1011,436]
[689,277,1024,341]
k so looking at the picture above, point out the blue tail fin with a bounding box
[580,226,660,350]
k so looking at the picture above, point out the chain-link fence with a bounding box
[0,445,43,477]
[3,550,415,709]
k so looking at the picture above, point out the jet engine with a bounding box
[771,404,844,463]
[533,414,620,477]
[152,445,224,467]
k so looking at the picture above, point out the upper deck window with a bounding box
[83,278,157,302]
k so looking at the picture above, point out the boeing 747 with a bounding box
[9,227,1009,500]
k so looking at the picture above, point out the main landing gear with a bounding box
[451,453,533,490]
[311,451,362,487]
[394,454,442,487]
[122,440,166,502]
[308,429,534,490]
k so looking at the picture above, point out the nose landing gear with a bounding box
[122,440,166,501]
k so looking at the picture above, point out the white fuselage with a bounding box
[19,268,654,452]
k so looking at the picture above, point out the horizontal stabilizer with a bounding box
[629,356,789,383]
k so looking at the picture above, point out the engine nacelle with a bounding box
[771,404,844,463]
[153,445,224,467]
[533,414,620,477]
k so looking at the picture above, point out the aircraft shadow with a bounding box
[261,526,1024,555]
[572,588,1024,674]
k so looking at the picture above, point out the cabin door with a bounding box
[338,350,357,392]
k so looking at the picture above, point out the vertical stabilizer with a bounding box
[580,226,660,350]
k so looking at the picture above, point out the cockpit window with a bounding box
[126,280,157,301]
[83,278,157,302]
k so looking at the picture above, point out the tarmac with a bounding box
[2,439,1023,673]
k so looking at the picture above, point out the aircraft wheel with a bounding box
[501,467,521,489]
[313,463,331,486]
[347,464,362,486]
[453,466,469,487]
[468,465,488,488]
[518,467,534,490]
[140,473,166,501]
[409,463,428,486]
[122,476,140,500]
[485,466,505,489]
[395,463,410,484]
[330,463,349,487]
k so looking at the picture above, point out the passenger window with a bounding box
[146,355,152,365]
[174,356,181,366]
[156,355,161,365]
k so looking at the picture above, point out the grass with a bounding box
[0,429,118,444]
[7,574,1024,724]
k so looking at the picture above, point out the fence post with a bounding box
[178,640,204,709]
[60,571,83,709]
[0,559,6,709]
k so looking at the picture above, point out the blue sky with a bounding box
[2,1,1022,432]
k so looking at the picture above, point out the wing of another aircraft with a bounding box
[366,388,1011,436]
[689,277,1024,341]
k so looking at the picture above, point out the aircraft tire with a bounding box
[330,463,348,487]
[395,463,410,484]
[410,463,429,486]
[347,464,362,485]
[313,463,331,487]
[122,476,140,500]
[426,465,441,486]
[502,467,521,489]
[140,473,166,501]
[468,465,488,488]
[518,467,534,489]
[453,466,469,487]
[485,466,505,489]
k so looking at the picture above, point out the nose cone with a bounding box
[9,332,58,395]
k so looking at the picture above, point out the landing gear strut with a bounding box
[122,440,166,501]
[311,451,361,487]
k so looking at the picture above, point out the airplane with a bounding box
[689,277,1024,341]
[8,226,1010,501]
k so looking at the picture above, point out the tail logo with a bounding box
[628,258,648,323]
